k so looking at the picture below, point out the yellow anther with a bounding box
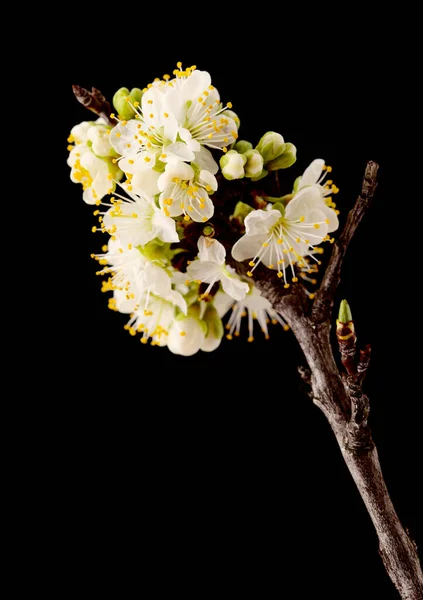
[249,261,255,267]
[184,215,190,222]
[262,242,269,247]
[284,283,290,289]
[314,223,320,229]
[164,112,169,118]
[227,102,233,108]
[248,336,254,343]
[268,264,274,269]
[91,226,97,233]
[115,132,121,138]
[226,334,233,340]
[222,147,228,153]
[277,272,283,278]
[292,277,299,283]
[247,271,253,277]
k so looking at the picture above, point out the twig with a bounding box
[72,85,117,126]
[311,161,379,323]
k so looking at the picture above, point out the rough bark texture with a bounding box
[249,162,423,599]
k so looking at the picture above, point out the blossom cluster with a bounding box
[67,64,340,355]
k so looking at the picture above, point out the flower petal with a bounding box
[164,142,195,163]
[187,260,222,284]
[152,205,179,243]
[231,233,265,262]
[285,186,322,220]
[221,273,249,301]
[131,169,160,197]
[299,159,325,188]
[194,147,219,175]
[197,236,226,264]
[244,210,280,235]
[199,170,218,192]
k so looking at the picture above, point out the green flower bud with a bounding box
[113,87,143,120]
[202,225,214,236]
[232,201,254,223]
[220,150,247,180]
[338,299,353,324]
[256,132,286,164]
[251,168,268,182]
[244,149,264,178]
[267,143,297,171]
[234,140,253,154]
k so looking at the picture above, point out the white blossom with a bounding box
[188,237,249,301]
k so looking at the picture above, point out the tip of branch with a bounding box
[365,160,379,180]
[362,161,379,198]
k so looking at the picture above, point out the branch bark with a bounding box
[311,160,379,324]
[250,161,423,598]
[72,85,117,126]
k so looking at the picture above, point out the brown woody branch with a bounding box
[72,85,117,127]
[247,161,423,598]
[311,161,379,323]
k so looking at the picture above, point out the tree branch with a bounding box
[248,161,423,597]
[311,161,379,323]
[72,85,117,127]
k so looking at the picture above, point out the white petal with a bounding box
[131,169,160,196]
[163,113,178,143]
[167,317,206,357]
[82,187,97,205]
[92,172,111,198]
[197,236,226,264]
[188,188,214,223]
[187,260,222,283]
[180,70,212,103]
[244,210,280,235]
[164,142,195,163]
[213,290,235,318]
[168,162,194,181]
[71,121,91,144]
[114,289,137,314]
[167,290,187,315]
[143,263,171,296]
[221,273,249,301]
[299,159,325,188]
[231,233,266,262]
[159,191,183,217]
[151,205,179,243]
[199,170,218,192]
[201,332,222,352]
[285,186,322,220]
[194,147,219,175]
[320,205,339,233]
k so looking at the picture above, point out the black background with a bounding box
[53,20,421,597]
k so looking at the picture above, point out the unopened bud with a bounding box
[202,224,214,236]
[256,132,285,164]
[234,140,253,154]
[244,149,264,178]
[220,150,247,180]
[113,87,143,120]
[267,143,297,171]
[338,299,353,324]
